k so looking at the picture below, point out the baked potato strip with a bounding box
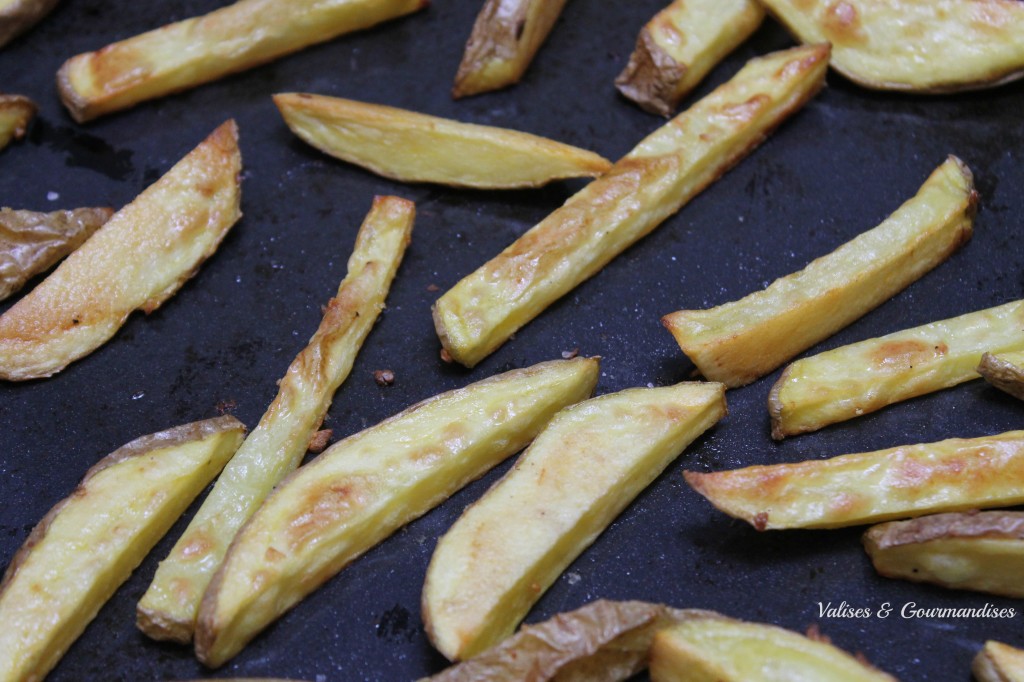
[434,44,830,368]
[684,431,1024,530]
[137,196,414,644]
[663,156,975,388]
[615,0,765,116]
[974,641,1024,682]
[0,0,57,47]
[0,93,35,150]
[0,416,246,682]
[57,0,427,123]
[0,120,242,381]
[274,93,611,189]
[423,382,726,661]
[195,357,600,667]
[978,350,1024,401]
[769,298,1024,438]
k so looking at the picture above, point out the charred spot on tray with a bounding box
[373,369,395,386]
[753,511,769,531]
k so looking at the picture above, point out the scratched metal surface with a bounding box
[0,1,1022,680]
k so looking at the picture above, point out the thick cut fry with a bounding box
[0,0,57,47]
[0,416,245,682]
[863,511,1024,598]
[769,299,1024,438]
[424,382,726,661]
[137,196,414,644]
[434,44,829,367]
[195,357,599,667]
[0,120,242,381]
[759,0,1024,93]
[453,0,568,98]
[57,0,427,123]
[0,93,35,150]
[663,156,976,389]
[685,431,1024,530]
[979,350,1024,401]
[616,0,765,116]
[274,93,611,189]
[974,641,1024,682]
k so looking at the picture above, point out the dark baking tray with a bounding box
[1,1,1022,680]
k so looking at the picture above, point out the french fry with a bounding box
[684,431,1024,530]
[0,0,56,48]
[0,416,245,682]
[0,93,34,150]
[615,0,765,116]
[978,350,1024,401]
[974,641,1024,682]
[769,299,1024,439]
[423,382,726,661]
[57,0,427,122]
[137,196,414,644]
[0,120,242,381]
[274,93,611,189]
[195,357,600,667]
[434,44,830,368]
[663,156,976,389]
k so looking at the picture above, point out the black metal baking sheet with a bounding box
[1,1,1022,680]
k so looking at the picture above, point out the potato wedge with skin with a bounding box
[974,641,1024,682]
[769,298,1024,438]
[0,416,245,682]
[863,511,1024,598]
[0,0,57,47]
[685,431,1024,530]
[424,382,726,661]
[195,357,599,667]
[0,120,241,381]
[0,93,35,150]
[57,0,427,123]
[979,350,1024,401]
[759,0,1024,93]
[434,44,830,368]
[615,0,765,117]
[274,93,611,189]
[663,156,976,389]
[137,196,413,644]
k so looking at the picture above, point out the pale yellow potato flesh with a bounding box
[0,0,57,48]
[423,382,726,661]
[434,44,830,368]
[137,196,414,644]
[57,0,427,123]
[0,416,246,682]
[974,641,1024,682]
[760,0,1024,92]
[978,350,1024,401]
[769,299,1024,438]
[0,120,242,381]
[0,93,35,150]
[684,431,1024,530]
[616,0,765,116]
[195,357,600,667]
[453,0,568,98]
[663,156,976,389]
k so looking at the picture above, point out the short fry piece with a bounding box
[0,93,35,150]
[57,0,427,123]
[0,416,246,682]
[195,357,600,667]
[769,299,1024,438]
[684,431,1024,530]
[137,196,414,644]
[974,641,1024,682]
[424,382,726,660]
[0,0,58,47]
[979,350,1024,401]
[616,0,765,116]
[0,120,242,381]
[663,156,976,388]
[434,44,830,367]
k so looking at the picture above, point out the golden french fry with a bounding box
[434,44,829,367]
[978,350,1024,401]
[0,93,34,150]
[0,0,57,48]
[974,641,1024,682]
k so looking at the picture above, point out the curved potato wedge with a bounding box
[0,93,35,150]
[195,357,600,667]
[423,382,726,660]
[0,416,246,682]
[0,0,57,47]
[978,350,1024,401]
[974,641,1024,682]
[0,120,242,381]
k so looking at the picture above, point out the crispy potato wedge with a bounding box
[434,44,829,367]
[0,93,35,150]
[663,156,976,389]
[452,0,568,98]
[0,416,245,682]
[615,0,765,116]
[863,511,1024,598]
[0,0,57,47]
[685,431,1024,530]
[423,382,726,661]
[137,196,413,644]
[57,0,427,123]
[769,298,1024,438]
[0,120,241,381]
[759,0,1024,92]
[195,357,599,667]
[274,93,611,189]
[974,641,1024,682]
[979,350,1024,401]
